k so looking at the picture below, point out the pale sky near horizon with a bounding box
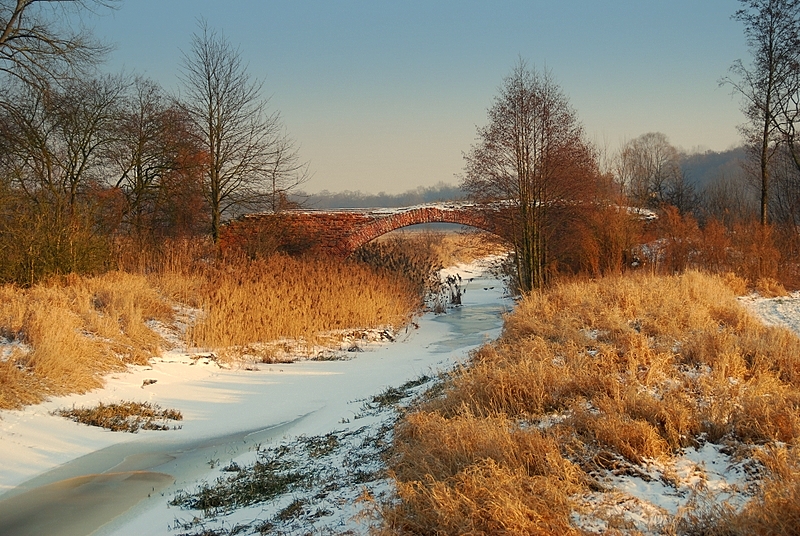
[89,1,748,194]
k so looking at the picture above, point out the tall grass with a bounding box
[1,235,439,410]
[355,230,505,296]
[0,272,173,409]
[187,255,418,349]
[380,271,800,534]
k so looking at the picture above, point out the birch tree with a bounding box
[725,0,800,226]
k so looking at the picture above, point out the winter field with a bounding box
[0,259,799,535]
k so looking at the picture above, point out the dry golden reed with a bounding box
[187,255,418,349]
[381,412,584,536]
[1,245,423,409]
[0,272,173,409]
[382,270,800,534]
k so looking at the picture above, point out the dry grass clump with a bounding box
[54,401,183,433]
[2,240,425,409]
[65,271,174,364]
[380,411,584,535]
[732,446,800,534]
[0,352,44,409]
[0,272,174,409]
[187,255,418,349]
[382,270,800,534]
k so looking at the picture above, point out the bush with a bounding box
[0,197,112,286]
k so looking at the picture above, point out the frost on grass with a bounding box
[54,401,183,433]
[170,424,393,535]
[168,375,435,536]
[572,440,755,534]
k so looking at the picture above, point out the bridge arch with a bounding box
[338,206,504,256]
[221,203,512,258]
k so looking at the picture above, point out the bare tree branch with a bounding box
[723,0,800,226]
[462,60,599,291]
[0,0,117,92]
[179,19,308,241]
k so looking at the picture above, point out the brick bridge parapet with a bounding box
[220,203,508,257]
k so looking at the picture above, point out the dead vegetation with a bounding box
[379,271,800,535]
[0,233,484,410]
[186,255,417,350]
[54,401,183,433]
[0,271,173,409]
[355,229,506,295]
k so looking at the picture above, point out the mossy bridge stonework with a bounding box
[220,204,508,257]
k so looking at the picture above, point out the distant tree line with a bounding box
[0,3,307,285]
[293,182,466,209]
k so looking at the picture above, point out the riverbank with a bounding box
[0,256,513,535]
[378,272,800,535]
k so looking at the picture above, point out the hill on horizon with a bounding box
[681,146,747,190]
[291,148,749,210]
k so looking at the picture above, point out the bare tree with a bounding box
[462,60,598,291]
[724,0,800,226]
[179,20,307,241]
[266,130,308,212]
[700,172,759,225]
[614,132,683,209]
[0,75,124,283]
[770,144,800,225]
[0,74,125,210]
[0,0,116,91]
[109,77,202,236]
[662,168,699,215]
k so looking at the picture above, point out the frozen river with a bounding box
[0,258,512,535]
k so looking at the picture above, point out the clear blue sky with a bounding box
[90,1,747,194]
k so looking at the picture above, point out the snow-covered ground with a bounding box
[570,289,800,534]
[1,270,799,536]
[0,256,512,536]
[740,290,800,333]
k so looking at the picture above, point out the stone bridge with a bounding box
[220,203,509,257]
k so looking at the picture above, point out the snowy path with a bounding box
[740,290,800,334]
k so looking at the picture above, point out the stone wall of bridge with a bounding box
[219,205,509,258]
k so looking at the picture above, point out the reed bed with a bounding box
[186,255,418,349]
[1,238,426,409]
[356,230,505,297]
[0,271,173,409]
[380,271,800,535]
